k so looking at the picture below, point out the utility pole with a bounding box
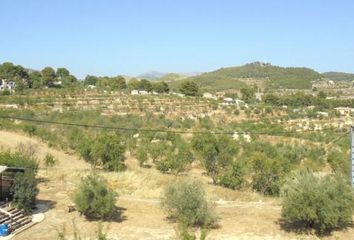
[351,126,354,186]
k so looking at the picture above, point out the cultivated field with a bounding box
[0,90,353,240]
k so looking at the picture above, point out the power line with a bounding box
[0,115,348,136]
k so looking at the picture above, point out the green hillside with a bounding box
[158,73,187,82]
[170,62,321,91]
[322,72,354,82]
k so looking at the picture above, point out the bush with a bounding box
[179,81,199,96]
[23,124,37,136]
[251,153,290,196]
[162,180,216,227]
[192,134,238,184]
[90,133,126,171]
[11,171,38,213]
[218,161,246,190]
[73,173,117,219]
[1,89,11,96]
[327,149,350,175]
[0,151,38,171]
[136,146,148,166]
[281,172,354,232]
[44,153,56,168]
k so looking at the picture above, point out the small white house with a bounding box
[317,111,329,118]
[53,81,62,87]
[223,97,234,102]
[171,92,185,98]
[0,79,16,91]
[203,92,217,100]
[138,90,149,95]
[131,90,139,95]
[334,107,354,116]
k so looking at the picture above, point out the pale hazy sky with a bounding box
[1,0,354,78]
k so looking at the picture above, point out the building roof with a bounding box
[0,165,26,174]
[0,166,8,174]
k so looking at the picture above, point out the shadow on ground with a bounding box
[278,218,354,237]
[85,206,128,223]
[35,199,57,214]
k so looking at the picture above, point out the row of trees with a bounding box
[2,145,352,234]
[84,75,171,93]
[0,62,78,90]
[264,92,354,109]
[1,61,204,96]
[73,170,354,235]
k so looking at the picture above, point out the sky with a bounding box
[1,0,354,78]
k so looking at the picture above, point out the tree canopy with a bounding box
[179,81,199,96]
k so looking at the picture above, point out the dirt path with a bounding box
[0,130,352,240]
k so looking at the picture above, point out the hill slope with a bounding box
[322,72,354,82]
[158,73,188,82]
[170,62,321,91]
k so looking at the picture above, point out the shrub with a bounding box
[44,153,56,168]
[192,134,238,184]
[265,106,273,114]
[23,124,37,136]
[73,173,117,219]
[0,151,38,170]
[162,180,216,227]
[136,146,148,166]
[218,161,246,190]
[234,109,240,115]
[91,133,126,171]
[251,153,290,196]
[156,154,189,175]
[179,81,199,96]
[11,171,38,213]
[281,172,354,232]
[147,143,166,162]
[1,89,11,96]
[327,149,350,175]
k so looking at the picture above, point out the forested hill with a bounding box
[170,62,321,91]
[322,72,354,82]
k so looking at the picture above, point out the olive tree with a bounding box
[192,134,238,184]
[281,172,354,232]
[79,133,126,171]
[251,153,290,196]
[11,171,38,213]
[73,174,117,219]
[162,180,216,227]
[180,81,199,96]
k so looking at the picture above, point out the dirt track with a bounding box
[0,130,352,240]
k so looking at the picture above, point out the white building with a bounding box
[0,80,16,91]
[317,111,329,118]
[203,92,217,100]
[139,90,149,95]
[131,90,139,95]
[334,107,354,116]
